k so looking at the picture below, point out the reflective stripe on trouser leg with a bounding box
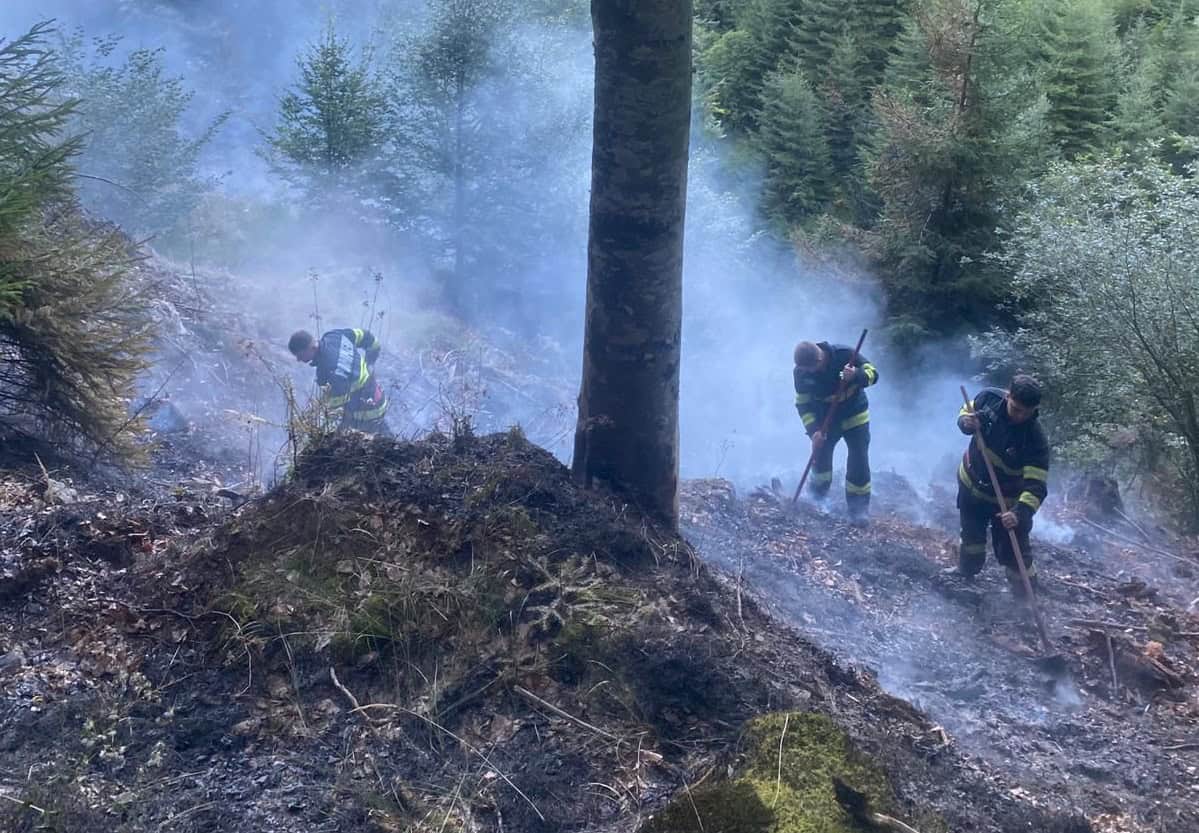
[844,421,870,516]
[809,437,835,497]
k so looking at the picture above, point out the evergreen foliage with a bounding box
[58,32,228,243]
[0,23,154,457]
[262,23,391,213]
[756,69,834,222]
[1037,0,1121,158]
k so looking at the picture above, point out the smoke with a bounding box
[0,2,1026,520]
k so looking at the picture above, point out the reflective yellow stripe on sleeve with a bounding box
[352,328,365,344]
[801,413,816,427]
[1023,466,1048,482]
[862,363,877,384]
[958,400,975,419]
[1018,492,1042,512]
[795,393,812,405]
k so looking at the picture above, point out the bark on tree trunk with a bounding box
[572,0,692,529]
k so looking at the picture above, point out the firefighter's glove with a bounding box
[365,345,382,366]
[997,510,1019,530]
[811,430,827,448]
[839,364,864,385]
[960,414,981,434]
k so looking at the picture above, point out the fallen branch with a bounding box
[1057,578,1109,599]
[329,667,362,712]
[833,777,924,833]
[1106,633,1119,694]
[1071,619,1147,633]
[513,684,617,741]
[0,793,45,814]
[773,713,790,808]
[1079,517,1193,565]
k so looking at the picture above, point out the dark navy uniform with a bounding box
[794,342,879,520]
[956,387,1050,586]
[312,328,390,433]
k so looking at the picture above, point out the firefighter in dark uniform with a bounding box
[793,340,879,525]
[288,328,391,434]
[951,374,1049,596]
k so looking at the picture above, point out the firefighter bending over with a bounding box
[288,328,391,434]
[793,340,879,526]
[951,375,1049,596]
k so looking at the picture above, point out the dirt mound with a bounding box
[1,431,1095,832]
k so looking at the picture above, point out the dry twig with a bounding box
[514,684,617,741]
[351,702,545,822]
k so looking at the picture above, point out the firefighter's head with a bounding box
[288,330,318,363]
[793,341,824,373]
[1006,374,1041,424]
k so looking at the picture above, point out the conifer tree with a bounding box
[792,0,844,78]
[697,0,804,132]
[866,0,1048,345]
[823,25,869,185]
[1038,0,1121,158]
[756,69,834,223]
[263,23,390,210]
[1111,55,1164,159]
[854,0,908,84]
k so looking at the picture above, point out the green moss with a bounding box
[642,780,773,833]
[642,712,924,833]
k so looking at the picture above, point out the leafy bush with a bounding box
[981,154,1199,527]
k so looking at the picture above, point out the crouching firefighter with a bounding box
[951,375,1049,597]
[288,328,391,434]
[793,340,879,526]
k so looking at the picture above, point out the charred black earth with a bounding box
[0,430,1169,831]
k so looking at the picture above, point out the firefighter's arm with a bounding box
[841,354,878,387]
[1016,432,1050,519]
[793,369,822,435]
[958,396,984,434]
[352,328,382,366]
[323,376,353,410]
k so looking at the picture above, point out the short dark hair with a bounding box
[288,330,315,356]
[1009,374,1042,407]
[793,341,821,369]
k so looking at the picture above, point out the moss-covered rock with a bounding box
[642,712,907,833]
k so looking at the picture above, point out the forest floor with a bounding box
[0,258,1195,832]
[682,475,1199,833]
[0,429,1106,833]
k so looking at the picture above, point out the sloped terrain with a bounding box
[0,430,1099,832]
[682,478,1199,833]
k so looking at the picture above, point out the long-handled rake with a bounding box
[959,386,1068,675]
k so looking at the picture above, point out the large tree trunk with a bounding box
[572,0,692,528]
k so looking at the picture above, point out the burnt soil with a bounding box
[0,430,1177,831]
[681,477,1199,833]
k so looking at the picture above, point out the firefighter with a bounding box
[793,340,879,526]
[288,327,391,434]
[951,374,1049,596]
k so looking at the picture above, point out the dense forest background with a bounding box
[2,0,1199,526]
